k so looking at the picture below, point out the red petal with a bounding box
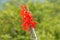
[23,4,26,9]
[31,22,37,28]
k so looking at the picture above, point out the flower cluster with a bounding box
[20,5,37,31]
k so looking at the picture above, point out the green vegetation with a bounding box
[0,0,60,40]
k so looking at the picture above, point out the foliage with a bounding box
[0,0,60,40]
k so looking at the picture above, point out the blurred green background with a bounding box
[0,0,60,40]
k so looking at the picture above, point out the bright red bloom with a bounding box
[20,4,37,31]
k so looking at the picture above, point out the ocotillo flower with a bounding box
[20,4,37,31]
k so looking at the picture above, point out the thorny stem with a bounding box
[30,27,38,40]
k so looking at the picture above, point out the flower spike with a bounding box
[20,4,37,31]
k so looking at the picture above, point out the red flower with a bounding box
[20,4,37,31]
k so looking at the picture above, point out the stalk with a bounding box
[30,27,38,40]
